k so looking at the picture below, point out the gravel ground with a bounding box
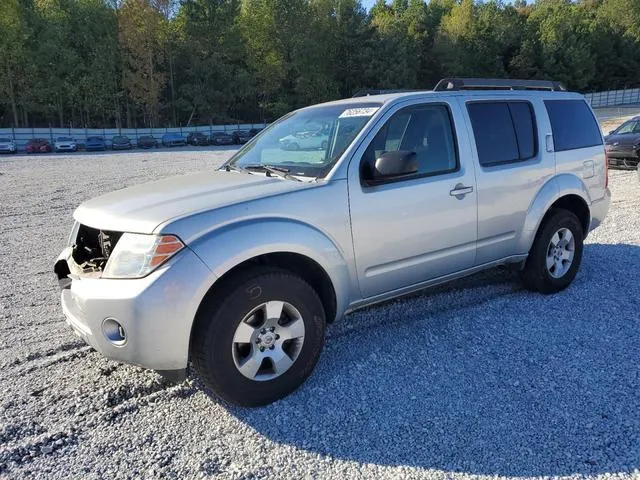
[0,144,639,480]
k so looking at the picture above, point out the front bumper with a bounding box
[589,188,611,232]
[55,246,215,371]
[55,145,76,151]
[607,146,639,168]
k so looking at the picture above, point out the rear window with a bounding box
[544,99,602,151]
[467,101,537,167]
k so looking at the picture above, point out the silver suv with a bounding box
[54,78,610,406]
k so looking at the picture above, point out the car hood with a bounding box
[604,133,640,146]
[74,170,308,234]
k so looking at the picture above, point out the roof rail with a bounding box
[433,78,567,92]
[352,89,418,98]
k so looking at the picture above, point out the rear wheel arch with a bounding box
[521,175,592,253]
[540,194,590,239]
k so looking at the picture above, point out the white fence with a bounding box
[585,88,640,108]
[0,123,267,150]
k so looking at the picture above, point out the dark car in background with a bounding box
[86,136,106,151]
[249,127,264,137]
[26,138,52,153]
[137,135,158,149]
[209,131,235,146]
[0,138,18,154]
[186,132,208,146]
[162,133,187,147]
[112,135,133,150]
[605,116,640,169]
[231,130,253,144]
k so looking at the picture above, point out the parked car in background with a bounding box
[137,136,158,149]
[604,116,640,169]
[209,132,235,146]
[232,130,253,144]
[0,138,17,154]
[279,130,329,150]
[162,133,187,147]
[26,138,52,154]
[86,136,106,152]
[249,127,264,137]
[53,78,610,407]
[112,135,133,150]
[187,132,209,146]
[54,137,77,153]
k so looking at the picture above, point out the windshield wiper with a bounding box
[223,164,246,173]
[243,164,302,182]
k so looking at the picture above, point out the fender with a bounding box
[518,173,592,253]
[188,217,354,320]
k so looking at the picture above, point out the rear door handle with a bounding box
[450,183,474,199]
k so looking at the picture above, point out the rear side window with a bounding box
[467,101,537,167]
[544,100,602,151]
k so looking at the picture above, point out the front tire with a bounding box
[520,208,584,294]
[191,268,326,407]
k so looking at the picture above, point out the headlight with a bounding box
[102,233,184,279]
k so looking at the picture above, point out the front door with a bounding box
[348,100,478,298]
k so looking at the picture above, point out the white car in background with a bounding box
[279,129,329,150]
[0,138,17,154]
[54,137,78,153]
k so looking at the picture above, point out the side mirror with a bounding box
[373,151,418,179]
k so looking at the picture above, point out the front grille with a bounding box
[71,225,123,273]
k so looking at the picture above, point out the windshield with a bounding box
[88,137,102,141]
[227,102,380,177]
[613,120,640,134]
[57,137,72,141]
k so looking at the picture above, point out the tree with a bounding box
[119,0,166,127]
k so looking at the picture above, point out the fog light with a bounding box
[102,318,126,346]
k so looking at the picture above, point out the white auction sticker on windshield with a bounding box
[339,107,379,118]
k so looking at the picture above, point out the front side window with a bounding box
[227,103,381,178]
[361,104,458,181]
[467,101,537,167]
[544,99,602,151]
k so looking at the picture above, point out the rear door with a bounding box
[461,96,555,264]
[348,98,478,298]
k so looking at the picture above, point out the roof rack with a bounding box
[352,89,418,98]
[433,78,567,92]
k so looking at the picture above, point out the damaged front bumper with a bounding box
[54,245,215,380]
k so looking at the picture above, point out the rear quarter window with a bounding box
[544,99,602,152]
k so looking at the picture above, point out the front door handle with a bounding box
[450,183,474,199]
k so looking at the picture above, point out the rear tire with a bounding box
[520,208,584,294]
[191,268,326,407]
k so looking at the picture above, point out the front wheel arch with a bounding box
[189,252,337,364]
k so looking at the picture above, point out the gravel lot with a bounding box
[0,145,638,480]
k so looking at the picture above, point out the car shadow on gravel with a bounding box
[229,243,640,477]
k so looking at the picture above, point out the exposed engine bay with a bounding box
[71,224,123,273]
